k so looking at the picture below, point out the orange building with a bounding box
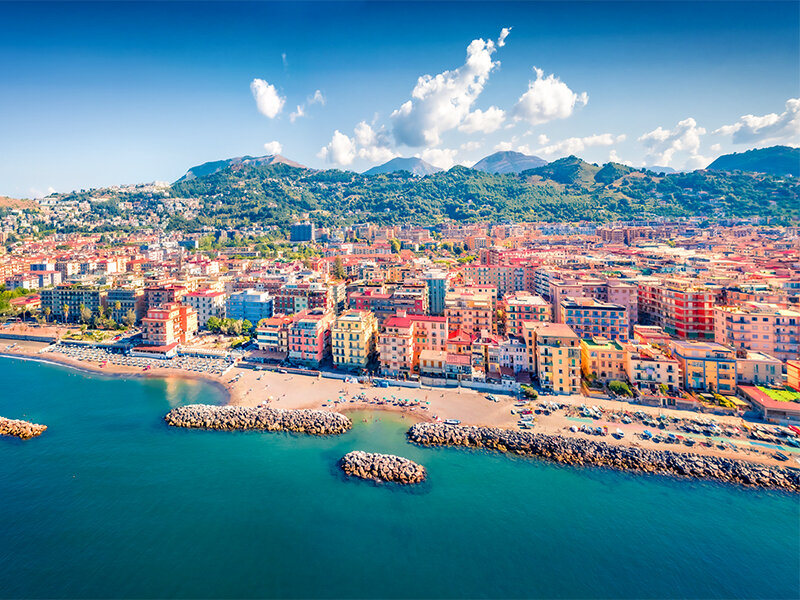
[141,302,198,347]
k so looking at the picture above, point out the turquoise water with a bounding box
[1,356,799,599]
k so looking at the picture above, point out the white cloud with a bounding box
[318,130,357,166]
[250,78,285,119]
[281,53,288,68]
[263,140,283,155]
[710,143,722,152]
[391,29,509,147]
[537,133,618,156]
[609,150,633,166]
[494,141,513,151]
[498,27,511,47]
[289,105,305,123]
[289,90,326,123]
[639,117,706,168]
[309,90,326,105]
[460,140,481,151]
[419,148,459,169]
[537,134,549,145]
[352,121,396,163]
[513,67,588,126]
[458,106,506,134]
[714,98,800,146]
[358,145,397,163]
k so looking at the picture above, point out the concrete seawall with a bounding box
[1,416,47,440]
[165,404,352,435]
[407,423,800,492]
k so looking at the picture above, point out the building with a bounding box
[107,287,146,324]
[669,340,737,393]
[738,385,800,424]
[349,286,427,324]
[184,289,227,327]
[714,303,800,362]
[273,282,331,315]
[290,222,315,242]
[580,338,625,383]
[423,269,450,316]
[378,313,447,377]
[735,350,782,386]
[503,291,551,337]
[141,302,198,347]
[144,284,186,311]
[287,309,335,367]
[444,290,494,336]
[560,297,629,342]
[226,290,274,324]
[622,343,680,392]
[331,310,378,370]
[787,360,800,392]
[40,285,107,323]
[254,314,294,357]
[524,322,581,394]
[638,280,720,340]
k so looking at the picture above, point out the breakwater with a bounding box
[0,416,47,439]
[340,450,427,484]
[165,404,352,435]
[408,423,800,492]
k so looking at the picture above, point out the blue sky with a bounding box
[1,1,798,197]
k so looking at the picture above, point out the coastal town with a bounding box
[1,216,799,470]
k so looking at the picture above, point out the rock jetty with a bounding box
[408,423,800,493]
[0,416,47,440]
[165,404,352,435]
[340,451,427,484]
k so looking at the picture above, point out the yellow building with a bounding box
[580,337,625,383]
[669,340,737,393]
[331,310,378,370]
[444,290,494,336]
[623,342,680,392]
[524,322,581,394]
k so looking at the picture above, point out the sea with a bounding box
[1,356,798,599]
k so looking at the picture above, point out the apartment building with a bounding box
[560,297,629,341]
[714,303,800,361]
[287,309,335,367]
[639,280,720,340]
[669,340,737,393]
[144,284,186,311]
[580,338,625,382]
[378,313,447,377]
[735,350,782,386]
[622,343,680,391]
[422,269,450,316]
[141,302,198,347]
[273,282,332,315]
[226,290,274,323]
[107,287,146,324]
[444,290,494,336]
[524,322,581,394]
[503,291,551,337]
[331,310,378,370]
[255,314,294,357]
[184,288,227,327]
[40,285,107,322]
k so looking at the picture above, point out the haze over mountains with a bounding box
[472,151,548,174]
[362,157,442,177]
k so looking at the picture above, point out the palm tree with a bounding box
[43,306,51,323]
[62,304,69,324]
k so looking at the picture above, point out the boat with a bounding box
[785,438,800,448]
[642,430,653,439]
[569,425,578,433]
[615,428,624,438]
[774,452,789,461]
[444,419,461,426]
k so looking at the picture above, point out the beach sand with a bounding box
[1,334,793,469]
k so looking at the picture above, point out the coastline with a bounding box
[2,335,798,471]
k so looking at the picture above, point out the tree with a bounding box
[242,319,253,333]
[608,380,633,397]
[43,306,51,323]
[62,304,70,323]
[122,309,136,329]
[389,238,401,254]
[332,256,346,279]
[113,301,122,315]
[207,316,222,333]
[79,303,92,325]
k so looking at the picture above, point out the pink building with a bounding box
[287,308,335,367]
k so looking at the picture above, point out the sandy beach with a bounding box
[2,333,797,469]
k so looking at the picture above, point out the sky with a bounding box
[1,1,798,198]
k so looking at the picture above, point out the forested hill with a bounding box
[165,156,799,229]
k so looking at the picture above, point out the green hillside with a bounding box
[707,146,800,176]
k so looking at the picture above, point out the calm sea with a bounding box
[1,356,798,599]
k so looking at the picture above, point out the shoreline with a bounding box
[2,336,798,471]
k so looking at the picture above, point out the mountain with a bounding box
[594,162,635,184]
[647,165,677,175]
[176,154,306,182]
[707,146,800,177]
[363,157,442,177]
[472,151,547,174]
[524,155,601,185]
